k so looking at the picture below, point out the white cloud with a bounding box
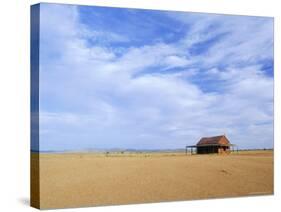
[38,4,273,151]
[80,28,130,43]
[163,55,191,69]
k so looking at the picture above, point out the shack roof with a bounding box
[196,135,232,147]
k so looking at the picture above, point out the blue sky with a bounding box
[35,3,274,151]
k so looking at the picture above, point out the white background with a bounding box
[0,0,280,211]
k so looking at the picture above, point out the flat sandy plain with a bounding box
[31,151,273,209]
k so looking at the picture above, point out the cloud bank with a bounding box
[37,4,274,151]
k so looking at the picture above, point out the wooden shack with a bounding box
[186,135,233,154]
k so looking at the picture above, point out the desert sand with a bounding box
[31,151,273,209]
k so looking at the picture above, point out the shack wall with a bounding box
[197,146,230,154]
[197,146,219,154]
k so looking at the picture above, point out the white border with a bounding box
[0,0,280,211]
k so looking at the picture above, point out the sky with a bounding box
[35,3,274,151]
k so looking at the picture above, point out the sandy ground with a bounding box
[31,151,273,209]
